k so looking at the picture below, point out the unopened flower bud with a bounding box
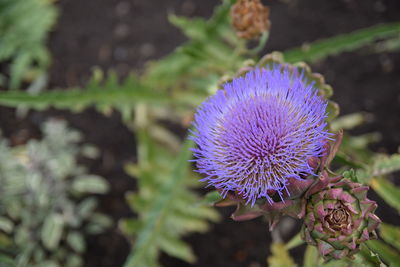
[231,0,271,40]
[302,176,381,260]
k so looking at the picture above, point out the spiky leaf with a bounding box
[121,136,219,267]
[284,23,400,63]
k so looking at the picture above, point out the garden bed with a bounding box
[1,0,400,266]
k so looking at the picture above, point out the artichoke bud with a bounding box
[301,176,381,260]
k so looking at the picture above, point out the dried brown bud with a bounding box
[231,0,271,40]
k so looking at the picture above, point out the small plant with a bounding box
[0,120,111,267]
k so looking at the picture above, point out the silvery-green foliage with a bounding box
[0,120,111,267]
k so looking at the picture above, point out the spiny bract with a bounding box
[191,66,329,205]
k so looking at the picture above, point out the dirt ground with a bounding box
[1,0,400,266]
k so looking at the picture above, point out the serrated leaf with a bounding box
[158,232,196,263]
[10,51,32,90]
[41,214,64,251]
[0,73,167,113]
[123,139,194,267]
[72,175,109,194]
[143,0,243,94]
[119,218,143,236]
[169,15,208,41]
[284,22,400,63]
[167,211,210,233]
[0,0,57,89]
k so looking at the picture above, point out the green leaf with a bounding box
[77,197,98,219]
[330,113,366,131]
[65,254,83,267]
[357,153,400,184]
[267,243,296,267]
[370,154,400,177]
[0,217,13,233]
[370,177,400,212]
[303,246,322,267]
[358,243,387,267]
[85,213,113,235]
[143,0,243,94]
[367,240,400,266]
[284,22,400,63]
[41,213,64,251]
[0,0,58,89]
[380,223,400,251]
[36,260,61,267]
[343,169,359,183]
[169,15,208,41]
[202,190,222,205]
[119,218,143,236]
[0,120,109,265]
[285,233,304,250]
[10,51,32,90]
[121,130,219,267]
[0,73,167,114]
[0,254,14,266]
[72,175,109,194]
[66,232,86,253]
[157,232,196,263]
[123,139,194,266]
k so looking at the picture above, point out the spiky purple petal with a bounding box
[191,66,329,205]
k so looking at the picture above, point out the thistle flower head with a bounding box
[191,66,330,205]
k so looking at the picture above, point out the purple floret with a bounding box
[191,66,329,205]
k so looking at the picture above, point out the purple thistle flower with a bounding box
[191,66,330,205]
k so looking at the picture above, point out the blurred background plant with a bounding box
[0,120,111,266]
[0,0,399,266]
[0,0,57,90]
